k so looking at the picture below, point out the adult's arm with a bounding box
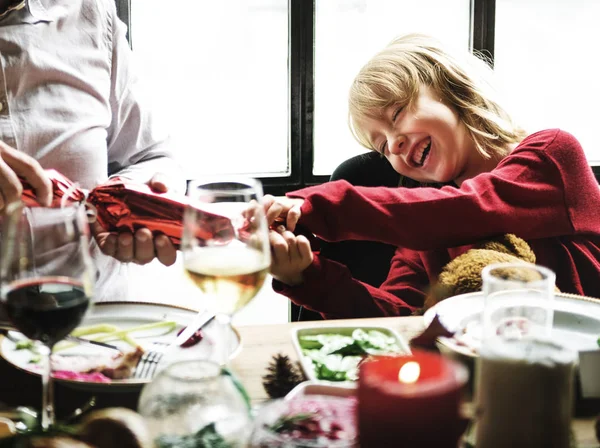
[288,130,600,250]
[273,247,431,319]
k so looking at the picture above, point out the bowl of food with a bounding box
[249,396,357,447]
[291,326,410,385]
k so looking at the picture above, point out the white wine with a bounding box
[185,246,269,315]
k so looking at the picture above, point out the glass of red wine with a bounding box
[0,202,95,430]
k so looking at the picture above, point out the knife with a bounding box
[65,335,123,353]
[171,310,216,349]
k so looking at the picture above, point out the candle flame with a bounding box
[398,361,420,384]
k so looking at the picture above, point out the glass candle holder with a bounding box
[138,360,251,447]
[475,262,576,448]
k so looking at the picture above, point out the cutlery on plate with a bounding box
[133,312,215,380]
[65,335,123,353]
[171,310,216,349]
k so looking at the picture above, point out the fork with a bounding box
[133,311,217,380]
[133,342,168,380]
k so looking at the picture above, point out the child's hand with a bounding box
[269,225,313,286]
[263,195,304,232]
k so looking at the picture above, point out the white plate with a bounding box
[0,301,241,391]
[285,380,356,400]
[423,292,600,358]
[291,325,411,386]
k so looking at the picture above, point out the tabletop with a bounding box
[230,315,600,447]
[0,315,598,446]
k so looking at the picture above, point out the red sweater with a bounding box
[273,129,600,319]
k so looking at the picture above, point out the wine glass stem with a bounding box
[38,344,55,430]
[215,312,232,366]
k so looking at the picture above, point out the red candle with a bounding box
[358,350,468,448]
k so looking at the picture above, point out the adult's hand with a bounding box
[0,140,52,210]
[263,194,304,232]
[91,173,177,266]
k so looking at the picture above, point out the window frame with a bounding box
[116,0,599,191]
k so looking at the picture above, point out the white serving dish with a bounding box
[285,380,356,400]
[291,325,411,386]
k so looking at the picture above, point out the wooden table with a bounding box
[0,315,598,446]
[231,316,600,447]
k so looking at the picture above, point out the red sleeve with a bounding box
[272,248,429,319]
[288,130,600,251]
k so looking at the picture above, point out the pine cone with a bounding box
[262,353,306,399]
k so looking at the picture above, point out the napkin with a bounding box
[410,314,455,350]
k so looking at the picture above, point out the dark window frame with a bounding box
[116,0,599,190]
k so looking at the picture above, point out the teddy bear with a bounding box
[421,233,538,312]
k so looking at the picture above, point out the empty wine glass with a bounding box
[181,177,271,364]
[0,202,95,430]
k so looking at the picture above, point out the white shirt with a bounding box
[0,0,185,301]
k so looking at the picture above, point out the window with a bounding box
[494,0,600,163]
[121,0,599,192]
[130,0,289,180]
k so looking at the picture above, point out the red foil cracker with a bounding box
[20,169,86,208]
[20,170,235,248]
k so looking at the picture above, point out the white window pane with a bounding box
[314,0,471,175]
[495,0,600,163]
[130,0,289,178]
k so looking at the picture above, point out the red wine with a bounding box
[3,278,90,347]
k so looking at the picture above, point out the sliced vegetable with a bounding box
[299,329,404,382]
[54,321,177,352]
[71,324,119,337]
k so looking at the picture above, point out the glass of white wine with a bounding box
[181,177,271,364]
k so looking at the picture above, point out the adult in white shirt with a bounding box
[0,0,184,301]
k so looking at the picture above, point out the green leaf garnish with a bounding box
[15,340,34,350]
[155,422,232,448]
[269,412,318,434]
[299,329,403,381]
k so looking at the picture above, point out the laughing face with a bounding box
[359,85,485,185]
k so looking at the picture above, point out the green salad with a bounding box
[298,328,404,382]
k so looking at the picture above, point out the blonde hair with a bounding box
[348,33,527,159]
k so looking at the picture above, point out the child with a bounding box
[265,33,600,319]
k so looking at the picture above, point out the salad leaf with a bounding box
[304,350,362,381]
[155,423,232,448]
[299,334,354,351]
[300,329,403,381]
[352,329,403,354]
[269,412,318,433]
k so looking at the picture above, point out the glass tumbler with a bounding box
[481,262,556,343]
[138,360,251,447]
[474,262,576,448]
